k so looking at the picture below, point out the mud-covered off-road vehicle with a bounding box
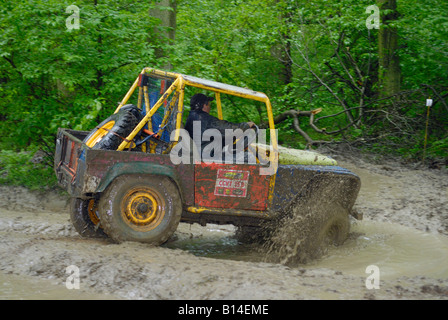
[55,67,361,262]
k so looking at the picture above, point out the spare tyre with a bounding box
[84,107,138,150]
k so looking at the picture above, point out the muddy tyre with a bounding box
[70,198,107,238]
[306,205,350,255]
[290,205,350,263]
[98,175,182,245]
[83,108,138,150]
[264,201,350,265]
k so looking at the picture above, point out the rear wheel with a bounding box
[98,175,182,245]
[70,198,107,238]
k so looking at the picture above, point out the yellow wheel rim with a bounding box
[121,187,166,232]
[85,121,115,148]
[87,199,100,226]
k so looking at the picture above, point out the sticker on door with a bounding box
[214,169,249,198]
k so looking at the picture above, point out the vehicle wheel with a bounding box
[98,175,182,245]
[234,225,269,244]
[264,201,350,265]
[70,198,107,238]
[310,205,350,254]
[83,108,138,150]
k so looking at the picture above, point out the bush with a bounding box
[0,149,57,190]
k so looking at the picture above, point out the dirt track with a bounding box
[0,155,447,300]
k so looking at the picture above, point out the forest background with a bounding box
[0,0,447,189]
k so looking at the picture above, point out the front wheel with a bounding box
[263,202,350,265]
[98,175,182,245]
[310,205,350,254]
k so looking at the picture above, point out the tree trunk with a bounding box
[377,0,401,98]
[277,0,293,87]
[150,0,177,69]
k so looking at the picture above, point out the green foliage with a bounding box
[0,149,57,190]
[1,0,447,190]
[429,136,448,158]
[398,0,448,89]
[174,0,446,164]
[0,0,162,150]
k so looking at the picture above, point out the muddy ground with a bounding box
[0,153,447,300]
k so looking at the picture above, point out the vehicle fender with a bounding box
[95,161,183,199]
[271,165,361,218]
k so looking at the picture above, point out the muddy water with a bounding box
[165,154,448,280]
[2,219,447,299]
[165,220,448,281]
[1,156,447,300]
[305,221,448,280]
[0,272,117,300]
[167,158,448,282]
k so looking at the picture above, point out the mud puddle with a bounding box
[165,220,448,281]
[305,220,448,280]
[1,154,448,299]
[0,272,118,300]
[164,224,257,261]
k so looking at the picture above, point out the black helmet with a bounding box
[190,93,214,110]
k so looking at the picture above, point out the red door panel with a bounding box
[194,162,270,211]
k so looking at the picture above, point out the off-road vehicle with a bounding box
[54,67,361,261]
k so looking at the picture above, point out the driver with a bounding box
[185,93,256,163]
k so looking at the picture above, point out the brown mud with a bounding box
[0,155,447,300]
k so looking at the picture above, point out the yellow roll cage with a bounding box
[113,67,278,164]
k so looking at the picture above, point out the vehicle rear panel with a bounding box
[54,128,195,204]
